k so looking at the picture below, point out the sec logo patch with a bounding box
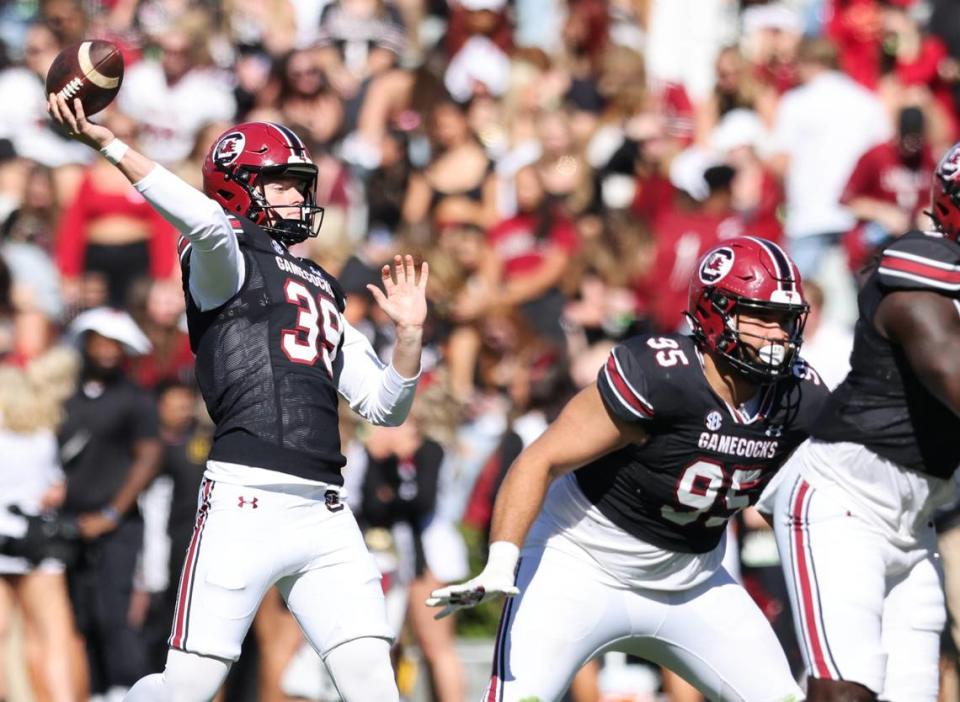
[699,247,735,284]
[705,410,723,431]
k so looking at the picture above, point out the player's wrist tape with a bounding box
[99,139,129,165]
[100,505,120,524]
[486,541,520,578]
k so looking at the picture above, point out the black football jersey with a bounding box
[181,216,348,484]
[812,230,960,478]
[575,333,829,554]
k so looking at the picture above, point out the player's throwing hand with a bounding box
[47,94,114,150]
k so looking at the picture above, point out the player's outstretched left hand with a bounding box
[367,254,428,331]
[426,572,520,620]
[426,542,520,620]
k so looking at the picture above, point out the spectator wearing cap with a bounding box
[59,308,161,700]
[768,37,891,278]
[840,104,935,271]
[443,35,511,105]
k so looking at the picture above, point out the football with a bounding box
[45,40,124,117]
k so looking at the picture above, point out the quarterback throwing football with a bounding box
[429,237,827,701]
[50,94,427,701]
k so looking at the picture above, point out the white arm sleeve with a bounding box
[134,164,245,311]
[337,320,420,426]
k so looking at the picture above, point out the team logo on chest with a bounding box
[698,247,735,284]
[271,239,285,255]
[705,410,723,431]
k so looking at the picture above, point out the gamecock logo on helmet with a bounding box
[213,133,245,166]
[698,247,735,284]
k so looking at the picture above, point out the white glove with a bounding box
[425,541,520,619]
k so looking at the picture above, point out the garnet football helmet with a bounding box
[687,237,808,383]
[930,141,960,240]
[202,122,324,246]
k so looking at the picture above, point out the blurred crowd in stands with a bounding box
[2,0,960,700]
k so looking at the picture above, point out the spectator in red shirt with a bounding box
[635,157,743,333]
[841,105,935,271]
[55,112,177,310]
[827,0,884,90]
[879,1,957,142]
[828,0,955,141]
[482,165,579,341]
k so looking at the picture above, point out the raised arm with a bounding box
[875,290,960,416]
[48,95,243,310]
[337,255,428,425]
[337,319,420,426]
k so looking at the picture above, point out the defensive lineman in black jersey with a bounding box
[766,146,960,702]
[49,99,428,701]
[429,237,828,701]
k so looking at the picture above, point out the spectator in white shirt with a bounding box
[768,37,891,278]
[118,13,236,166]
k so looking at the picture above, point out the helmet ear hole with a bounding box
[217,189,234,201]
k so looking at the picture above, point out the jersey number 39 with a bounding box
[281,279,342,376]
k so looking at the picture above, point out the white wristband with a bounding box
[486,541,520,578]
[99,139,129,165]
